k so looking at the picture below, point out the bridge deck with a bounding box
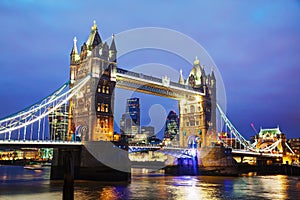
[116,67,205,99]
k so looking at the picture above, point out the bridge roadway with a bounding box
[116,67,205,100]
[129,145,283,158]
[0,140,283,158]
[231,149,283,158]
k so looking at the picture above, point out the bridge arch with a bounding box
[187,135,201,148]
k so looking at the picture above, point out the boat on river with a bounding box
[24,164,44,170]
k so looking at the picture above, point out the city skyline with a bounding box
[0,1,299,139]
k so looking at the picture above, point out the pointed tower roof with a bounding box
[178,69,185,84]
[86,20,102,49]
[211,66,216,80]
[188,56,202,85]
[110,34,117,51]
[70,37,78,55]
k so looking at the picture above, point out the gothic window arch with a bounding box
[190,105,195,113]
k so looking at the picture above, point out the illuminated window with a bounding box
[106,86,109,94]
[105,104,109,112]
[106,119,109,128]
[101,103,105,112]
[97,103,101,111]
[102,85,105,93]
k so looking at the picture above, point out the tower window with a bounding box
[106,86,110,94]
[190,105,195,113]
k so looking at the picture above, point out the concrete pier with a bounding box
[51,141,131,182]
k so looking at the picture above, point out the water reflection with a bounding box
[233,175,289,200]
[0,166,300,199]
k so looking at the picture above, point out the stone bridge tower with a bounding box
[178,57,216,148]
[68,21,117,142]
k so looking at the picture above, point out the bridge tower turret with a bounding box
[109,34,117,63]
[178,56,217,148]
[69,21,117,142]
[67,37,80,140]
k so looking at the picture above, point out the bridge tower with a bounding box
[178,57,216,148]
[69,21,117,142]
[51,22,130,181]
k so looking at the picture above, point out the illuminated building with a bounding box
[141,126,155,137]
[287,138,300,157]
[178,57,216,147]
[120,98,140,136]
[163,111,179,146]
[254,127,286,151]
[48,106,68,140]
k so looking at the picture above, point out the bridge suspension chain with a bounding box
[216,103,284,153]
[0,75,91,137]
[216,103,255,150]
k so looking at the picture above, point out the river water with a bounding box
[0,166,300,200]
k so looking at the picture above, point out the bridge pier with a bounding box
[51,141,131,182]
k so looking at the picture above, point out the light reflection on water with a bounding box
[0,166,300,200]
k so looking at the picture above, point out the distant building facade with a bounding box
[254,127,286,152]
[48,106,68,141]
[287,138,300,156]
[120,98,140,135]
[141,126,155,137]
[164,111,179,146]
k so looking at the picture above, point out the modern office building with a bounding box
[120,98,140,136]
[164,110,179,146]
[48,106,69,141]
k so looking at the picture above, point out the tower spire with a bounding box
[194,56,200,65]
[110,34,117,51]
[211,66,216,80]
[178,69,185,84]
[87,20,102,50]
[92,20,98,31]
[70,36,80,64]
[72,36,78,55]
[109,34,117,62]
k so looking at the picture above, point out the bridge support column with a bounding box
[51,141,131,182]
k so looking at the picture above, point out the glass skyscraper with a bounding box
[120,98,140,135]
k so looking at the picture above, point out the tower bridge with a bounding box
[0,21,296,180]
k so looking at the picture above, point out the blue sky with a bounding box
[0,0,299,139]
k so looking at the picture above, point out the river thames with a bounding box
[0,165,300,200]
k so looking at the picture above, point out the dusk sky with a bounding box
[0,1,299,139]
